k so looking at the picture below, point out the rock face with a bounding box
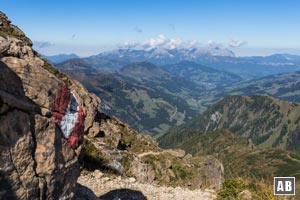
[0,11,101,199]
[84,113,224,190]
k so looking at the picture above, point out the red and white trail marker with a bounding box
[53,85,85,148]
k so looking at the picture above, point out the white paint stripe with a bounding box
[60,93,79,138]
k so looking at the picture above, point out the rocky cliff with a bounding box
[0,11,101,199]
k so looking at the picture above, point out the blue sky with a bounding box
[2,0,300,56]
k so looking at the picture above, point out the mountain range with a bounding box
[72,48,300,79]
[54,47,300,138]
[94,47,235,65]
[56,59,206,137]
[162,61,242,88]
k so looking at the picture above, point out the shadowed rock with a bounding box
[98,189,147,200]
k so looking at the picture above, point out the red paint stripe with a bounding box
[52,84,85,148]
[52,84,71,123]
[67,106,85,148]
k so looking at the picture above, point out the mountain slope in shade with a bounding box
[163,61,242,88]
[120,62,170,81]
[159,95,300,151]
[56,60,205,137]
[83,55,131,70]
[119,62,204,95]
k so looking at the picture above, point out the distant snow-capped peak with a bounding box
[119,35,235,58]
[99,46,235,60]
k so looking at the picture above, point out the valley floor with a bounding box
[76,170,217,200]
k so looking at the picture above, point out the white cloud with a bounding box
[121,35,247,51]
[33,40,54,49]
[122,34,202,50]
[229,39,248,48]
[123,41,140,49]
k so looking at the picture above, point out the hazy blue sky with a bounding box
[2,0,300,56]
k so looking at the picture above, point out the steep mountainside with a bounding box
[163,61,242,88]
[56,60,205,137]
[0,11,101,199]
[159,95,300,151]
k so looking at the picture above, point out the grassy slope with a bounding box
[160,95,300,151]
[159,95,300,198]
[160,130,300,199]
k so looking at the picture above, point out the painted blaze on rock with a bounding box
[53,84,85,147]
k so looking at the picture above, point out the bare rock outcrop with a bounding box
[0,11,101,199]
[84,113,224,190]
